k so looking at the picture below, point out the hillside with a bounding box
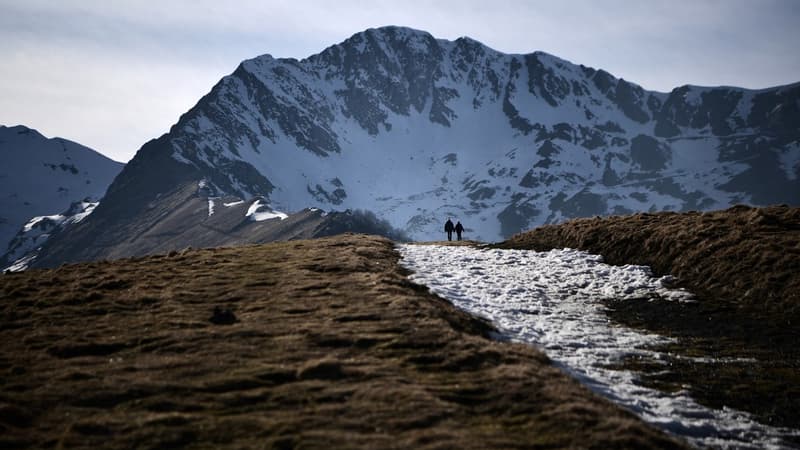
[499,205,800,430]
[28,176,407,268]
[0,234,685,449]
[31,26,800,268]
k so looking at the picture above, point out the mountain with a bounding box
[2,200,99,271]
[0,125,124,266]
[30,26,800,267]
[4,181,408,270]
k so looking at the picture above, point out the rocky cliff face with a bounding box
[31,26,800,266]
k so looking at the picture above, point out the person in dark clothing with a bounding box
[455,221,464,241]
[444,218,455,241]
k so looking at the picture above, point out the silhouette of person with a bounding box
[455,221,464,241]
[444,218,455,241]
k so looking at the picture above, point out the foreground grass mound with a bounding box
[0,234,683,449]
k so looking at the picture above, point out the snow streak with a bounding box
[399,244,800,449]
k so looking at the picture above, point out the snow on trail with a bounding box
[399,244,800,449]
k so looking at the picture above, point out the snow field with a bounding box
[399,244,800,449]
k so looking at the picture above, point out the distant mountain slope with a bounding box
[2,200,99,271]
[28,176,408,267]
[32,26,800,267]
[0,125,123,255]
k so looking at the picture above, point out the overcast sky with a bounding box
[1,0,798,163]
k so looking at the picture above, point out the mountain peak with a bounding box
[1,124,44,139]
[358,25,437,43]
[160,26,799,240]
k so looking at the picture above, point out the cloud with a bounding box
[0,45,222,162]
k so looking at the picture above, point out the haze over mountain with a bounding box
[27,26,800,268]
[0,125,123,267]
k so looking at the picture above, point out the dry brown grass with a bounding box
[0,234,685,449]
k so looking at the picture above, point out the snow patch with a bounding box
[399,244,799,449]
[23,216,56,233]
[5,254,36,273]
[246,199,288,222]
[172,150,194,166]
[20,201,98,233]
[778,141,800,181]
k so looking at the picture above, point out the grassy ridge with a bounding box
[500,205,800,316]
[0,234,684,449]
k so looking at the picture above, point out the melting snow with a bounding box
[399,244,800,449]
[5,254,36,273]
[245,199,288,222]
[21,202,98,233]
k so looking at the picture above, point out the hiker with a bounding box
[444,218,455,241]
[455,221,464,241]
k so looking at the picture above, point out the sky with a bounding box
[1,0,798,163]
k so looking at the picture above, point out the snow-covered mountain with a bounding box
[0,125,123,264]
[30,26,800,266]
[2,200,98,271]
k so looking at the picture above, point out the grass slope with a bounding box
[499,205,800,431]
[500,205,800,316]
[0,234,683,449]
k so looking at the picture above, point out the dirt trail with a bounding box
[0,234,684,449]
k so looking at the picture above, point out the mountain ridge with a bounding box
[29,25,800,267]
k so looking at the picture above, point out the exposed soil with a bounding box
[0,234,685,449]
[498,205,800,431]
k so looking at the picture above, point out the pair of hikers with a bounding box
[444,218,464,241]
